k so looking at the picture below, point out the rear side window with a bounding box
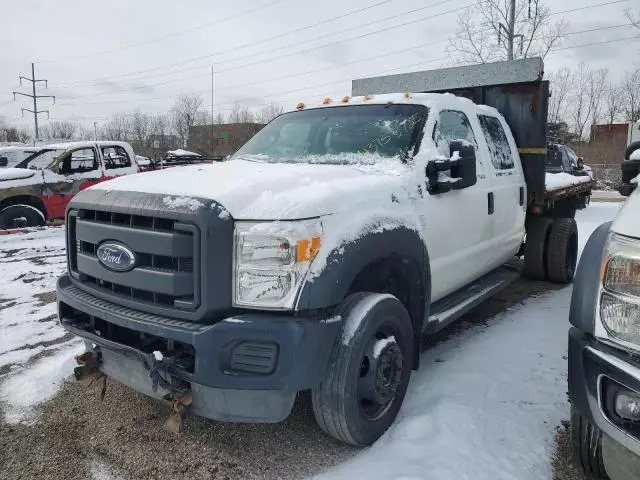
[478,115,514,170]
[102,146,132,169]
[60,148,99,174]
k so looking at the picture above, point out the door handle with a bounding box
[519,186,525,206]
[488,192,494,215]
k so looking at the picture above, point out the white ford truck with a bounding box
[57,58,593,445]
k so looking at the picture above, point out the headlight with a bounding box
[233,220,322,309]
[598,233,640,346]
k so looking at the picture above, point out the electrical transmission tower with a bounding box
[13,63,55,142]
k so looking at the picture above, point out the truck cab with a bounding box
[568,142,640,480]
[57,58,586,446]
[0,141,137,229]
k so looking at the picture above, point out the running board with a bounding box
[424,265,520,334]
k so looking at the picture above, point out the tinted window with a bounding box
[433,110,477,149]
[102,146,132,169]
[478,115,514,170]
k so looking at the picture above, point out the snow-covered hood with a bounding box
[612,180,640,239]
[0,168,37,182]
[89,159,411,220]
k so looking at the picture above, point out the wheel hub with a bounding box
[358,337,404,416]
[373,344,403,404]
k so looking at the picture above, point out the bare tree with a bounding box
[621,66,640,122]
[227,103,255,124]
[588,69,608,133]
[604,82,623,124]
[255,102,284,124]
[194,110,209,126]
[44,120,78,140]
[101,113,131,141]
[571,63,593,141]
[625,7,640,31]
[171,94,203,147]
[130,111,152,153]
[213,112,225,125]
[448,0,567,64]
[548,68,572,124]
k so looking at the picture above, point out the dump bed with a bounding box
[352,58,551,207]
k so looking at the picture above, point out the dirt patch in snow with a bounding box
[552,420,588,480]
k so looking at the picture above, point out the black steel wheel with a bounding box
[0,204,45,229]
[312,293,414,446]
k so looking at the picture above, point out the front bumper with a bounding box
[57,274,341,422]
[569,327,640,458]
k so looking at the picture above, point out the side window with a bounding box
[59,148,98,174]
[478,115,514,170]
[433,110,477,152]
[102,146,132,169]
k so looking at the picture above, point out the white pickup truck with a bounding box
[57,58,593,445]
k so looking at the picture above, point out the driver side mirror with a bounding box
[426,140,477,194]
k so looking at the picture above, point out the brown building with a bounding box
[188,123,264,159]
[572,123,629,187]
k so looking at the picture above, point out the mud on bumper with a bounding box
[57,274,341,422]
[569,327,640,459]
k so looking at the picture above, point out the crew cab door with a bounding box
[476,113,526,263]
[421,109,497,301]
[42,146,102,218]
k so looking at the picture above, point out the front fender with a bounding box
[569,221,612,334]
[296,226,429,319]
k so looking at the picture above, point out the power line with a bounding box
[54,0,454,90]
[60,2,471,101]
[550,0,630,16]
[548,34,640,52]
[60,21,635,108]
[36,0,289,63]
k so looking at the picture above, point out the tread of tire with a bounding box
[523,216,552,280]
[311,292,367,445]
[572,407,607,478]
[547,218,578,284]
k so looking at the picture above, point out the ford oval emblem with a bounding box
[96,242,136,272]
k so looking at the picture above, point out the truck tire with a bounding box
[0,204,46,229]
[312,292,413,446]
[547,218,578,284]
[523,216,553,281]
[571,406,608,479]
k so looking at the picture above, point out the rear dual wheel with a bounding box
[523,216,577,284]
[312,293,414,446]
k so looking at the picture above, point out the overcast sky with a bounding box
[0,0,638,130]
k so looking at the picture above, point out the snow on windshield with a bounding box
[232,104,428,165]
[20,149,63,170]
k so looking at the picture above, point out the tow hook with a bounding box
[163,394,192,434]
[74,350,107,400]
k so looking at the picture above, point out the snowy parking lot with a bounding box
[0,203,622,479]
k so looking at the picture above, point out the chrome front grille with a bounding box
[68,208,200,312]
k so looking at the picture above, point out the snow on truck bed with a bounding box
[545,172,592,191]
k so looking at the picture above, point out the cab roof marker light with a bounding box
[322,97,332,105]
[342,95,350,103]
[404,92,412,98]
[296,102,305,109]
[363,95,372,101]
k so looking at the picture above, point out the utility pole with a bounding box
[13,63,55,143]
[498,0,524,61]
[94,122,98,141]
[211,65,215,158]
[507,0,516,60]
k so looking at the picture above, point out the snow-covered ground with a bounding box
[0,203,623,479]
[319,202,622,480]
[0,226,83,423]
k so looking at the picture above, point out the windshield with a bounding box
[16,149,65,170]
[232,104,428,164]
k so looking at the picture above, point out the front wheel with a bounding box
[571,406,608,478]
[312,293,414,446]
[0,204,46,229]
